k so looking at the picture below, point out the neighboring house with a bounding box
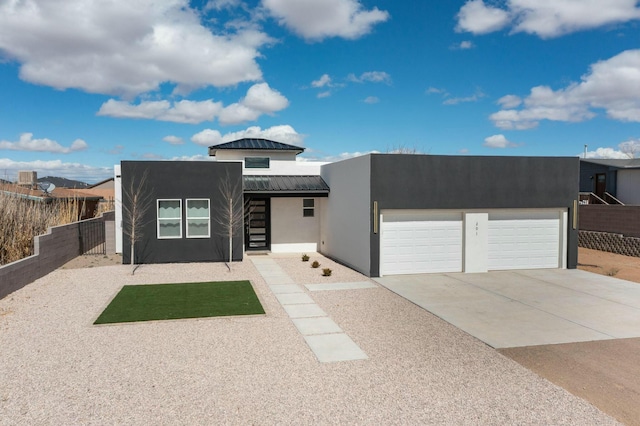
[580,158,640,205]
[1,181,103,220]
[72,177,115,212]
[116,139,579,277]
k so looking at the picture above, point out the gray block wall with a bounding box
[0,212,113,300]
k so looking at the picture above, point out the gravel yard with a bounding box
[0,254,618,425]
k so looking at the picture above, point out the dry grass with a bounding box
[0,189,82,266]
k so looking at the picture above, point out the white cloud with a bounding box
[0,133,88,154]
[205,0,241,11]
[263,0,389,40]
[497,94,522,108]
[456,0,510,35]
[163,135,184,145]
[443,90,486,105]
[301,150,379,162]
[348,71,392,84]
[317,91,331,99]
[363,96,379,104]
[240,82,289,113]
[312,74,332,88]
[491,49,640,129]
[218,83,289,125]
[191,129,223,146]
[584,139,640,158]
[583,147,633,159]
[0,0,270,97]
[426,87,447,95]
[451,40,474,50]
[170,154,215,161]
[192,124,304,147]
[483,134,517,148]
[0,158,111,183]
[97,83,287,125]
[97,99,222,124]
[456,0,640,38]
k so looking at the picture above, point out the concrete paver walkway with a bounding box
[375,269,640,348]
[250,256,368,363]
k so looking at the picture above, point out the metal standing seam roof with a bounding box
[208,138,305,155]
[243,175,329,195]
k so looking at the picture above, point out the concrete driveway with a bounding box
[375,269,640,348]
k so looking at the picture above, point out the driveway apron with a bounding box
[375,269,640,348]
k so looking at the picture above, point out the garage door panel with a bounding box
[488,211,560,270]
[381,212,462,275]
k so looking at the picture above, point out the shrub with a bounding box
[322,268,332,277]
[311,260,320,268]
[301,254,310,262]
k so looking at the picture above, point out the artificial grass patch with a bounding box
[94,280,264,325]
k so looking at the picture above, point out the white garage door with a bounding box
[488,210,560,270]
[381,211,463,275]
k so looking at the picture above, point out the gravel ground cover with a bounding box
[0,255,618,425]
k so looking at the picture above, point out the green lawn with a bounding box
[94,280,264,324]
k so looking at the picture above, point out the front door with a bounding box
[245,198,270,250]
[595,173,606,198]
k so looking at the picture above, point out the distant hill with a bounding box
[37,176,89,189]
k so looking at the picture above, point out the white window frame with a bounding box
[157,199,182,239]
[186,198,210,238]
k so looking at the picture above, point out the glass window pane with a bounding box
[303,209,314,217]
[158,200,181,218]
[245,157,270,168]
[303,199,314,208]
[187,199,209,218]
[159,219,181,237]
[187,219,209,237]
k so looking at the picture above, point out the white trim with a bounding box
[186,198,210,238]
[114,165,122,253]
[157,199,182,239]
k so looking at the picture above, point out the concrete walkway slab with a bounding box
[375,269,640,348]
[275,293,314,305]
[269,284,304,294]
[250,256,368,363]
[282,303,327,319]
[292,317,343,335]
[303,333,368,363]
[305,281,377,291]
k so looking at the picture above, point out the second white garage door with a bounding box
[488,210,560,270]
[381,211,463,275]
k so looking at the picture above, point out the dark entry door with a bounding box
[595,173,606,198]
[245,198,270,250]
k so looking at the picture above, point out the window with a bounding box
[186,199,210,238]
[157,199,182,239]
[303,198,315,217]
[245,157,270,169]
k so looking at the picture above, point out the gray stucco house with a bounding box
[116,139,579,277]
[580,158,640,204]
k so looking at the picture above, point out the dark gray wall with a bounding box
[121,161,243,264]
[368,154,580,276]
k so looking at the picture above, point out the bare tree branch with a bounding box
[121,168,153,275]
[213,171,245,268]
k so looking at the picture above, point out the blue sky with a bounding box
[2,0,640,183]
